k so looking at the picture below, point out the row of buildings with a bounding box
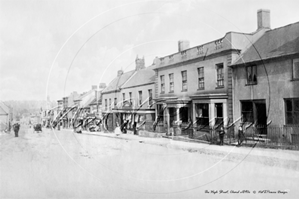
[0,102,13,132]
[51,9,298,142]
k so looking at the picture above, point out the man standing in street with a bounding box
[238,123,244,146]
[13,122,20,137]
[219,126,225,145]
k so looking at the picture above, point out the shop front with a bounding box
[113,108,155,134]
[155,98,192,135]
[191,97,228,133]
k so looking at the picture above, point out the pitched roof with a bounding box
[89,98,102,106]
[232,22,299,66]
[0,102,9,115]
[102,70,135,93]
[122,65,155,89]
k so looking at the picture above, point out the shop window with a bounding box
[285,98,299,125]
[180,107,189,123]
[292,58,299,80]
[246,65,257,85]
[195,103,209,127]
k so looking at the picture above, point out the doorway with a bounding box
[169,107,176,127]
[255,102,267,134]
[241,100,267,134]
[215,103,223,127]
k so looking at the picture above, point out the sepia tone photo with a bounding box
[0,0,299,198]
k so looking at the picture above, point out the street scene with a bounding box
[0,0,299,198]
[0,125,298,198]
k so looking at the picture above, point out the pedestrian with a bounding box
[74,118,83,134]
[57,121,61,131]
[115,122,121,136]
[238,124,244,146]
[13,122,20,137]
[219,126,225,145]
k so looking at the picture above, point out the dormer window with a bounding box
[160,57,165,65]
[169,55,174,62]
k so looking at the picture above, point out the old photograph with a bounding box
[0,0,299,198]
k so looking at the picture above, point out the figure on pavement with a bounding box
[13,122,20,137]
[238,123,244,146]
[219,126,225,145]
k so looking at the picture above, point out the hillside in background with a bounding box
[3,100,57,120]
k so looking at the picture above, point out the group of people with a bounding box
[218,123,245,146]
[8,122,20,137]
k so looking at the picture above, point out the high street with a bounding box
[0,126,298,199]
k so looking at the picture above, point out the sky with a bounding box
[0,0,298,101]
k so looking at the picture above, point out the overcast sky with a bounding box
[0,0,298,101]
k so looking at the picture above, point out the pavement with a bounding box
[66,128,300,171]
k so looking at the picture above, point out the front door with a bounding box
[255,102,267,134]
[169,108,176,127]
[215,103,223,127]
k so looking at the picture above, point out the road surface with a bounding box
[0,125,298,199]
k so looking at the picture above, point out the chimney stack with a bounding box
[178,40,190,52]
[135,55,145,70]
[92,85,97,90]
[117,70,124,77]
[257,9,271,30]
[99,83,106,89]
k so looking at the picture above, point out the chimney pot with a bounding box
[117,70,124,77]
[178,40,190,52]
[135,55,145,70]
[99,83,106,89]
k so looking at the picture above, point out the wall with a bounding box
[157,55,229,98]
[101,91,121,112]
[121,84,155,110]
[232,56,299,126]
[79,90,96,108]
